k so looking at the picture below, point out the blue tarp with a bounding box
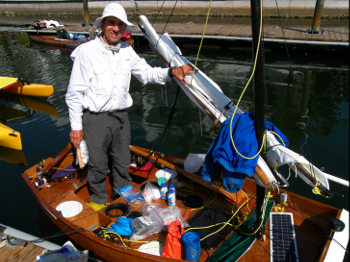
[201,113,289,193]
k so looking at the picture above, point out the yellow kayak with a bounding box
[0,76,53,97]
[0,123,22,150]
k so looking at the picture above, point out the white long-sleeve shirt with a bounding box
[65,37,171,131]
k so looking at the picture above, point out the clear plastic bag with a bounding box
[130,208,163,241]
[158,206,190,231]
[141,182,161,202]
[140,202,162,215]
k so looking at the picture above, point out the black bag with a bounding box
[33,20,46,30]
[57,29,69,39]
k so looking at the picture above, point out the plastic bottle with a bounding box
[167,183,176,206]
[161,183,168,200]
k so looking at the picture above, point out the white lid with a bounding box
[184,153,206,173]
[56,201,83,217]
[155,168,177,180]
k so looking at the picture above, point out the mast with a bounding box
[250,0,266,241]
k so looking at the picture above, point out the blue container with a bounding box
[182,232,201,261]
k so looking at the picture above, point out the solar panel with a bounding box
[269,212,299,262]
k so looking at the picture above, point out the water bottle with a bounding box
[182,232,201,261]
[167,183,176,206]
[161,183,168,200]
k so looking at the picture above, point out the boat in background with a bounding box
[0,84,57,150]
[29,32,135,50]
[0,76,53,97]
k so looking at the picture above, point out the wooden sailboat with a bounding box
[21,142,348,261]
[29,32,134,50]
[21,2,348,262]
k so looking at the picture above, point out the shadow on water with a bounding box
[0,28,348,256]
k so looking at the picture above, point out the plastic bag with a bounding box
[142,182,161,202]
[117,185,145,205]
[130,208,163,241]
[36,241,88,262]
[158,206,190,231]
[75,139,89,169]
[140,202,162,215]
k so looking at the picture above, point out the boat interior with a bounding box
[22,144,341,261]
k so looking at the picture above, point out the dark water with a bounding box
[0,27,349,255]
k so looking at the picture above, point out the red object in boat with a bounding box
[129,161,154,171]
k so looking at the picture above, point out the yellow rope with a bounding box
[106,232,165,251]
[236,188,271,236]
[299,162,329,198]
[185,190,252,241]
[229,0,264,160]
[190,0,213,85]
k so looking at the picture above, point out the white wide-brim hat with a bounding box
[95,3,135,33]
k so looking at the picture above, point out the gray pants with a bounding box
[83,110,132,204]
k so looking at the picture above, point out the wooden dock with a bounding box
[0,223,61,261]
[23,20,349,48]
[159,21,349,42]
[0,235,46,261]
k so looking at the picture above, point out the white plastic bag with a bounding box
[142,182,161,202]
[36,241,88,262]
[76,139,89,168]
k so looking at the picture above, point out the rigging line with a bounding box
[128,86,179,176]
[155,0,179,48]
[190,0,213,85]
[151,85,181,151]
[280,26,309,33]
[152,0,166,26]
[229,0,265,160]
[274,0,293,71]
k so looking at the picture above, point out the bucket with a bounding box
[182,232,201,261]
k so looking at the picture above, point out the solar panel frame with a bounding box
[269,212,299,262]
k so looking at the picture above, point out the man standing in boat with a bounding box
[65,3,193,210]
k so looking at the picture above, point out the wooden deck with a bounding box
[24,20,349,44]
[0,233,46,261]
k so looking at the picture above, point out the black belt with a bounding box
[83,109,126,115]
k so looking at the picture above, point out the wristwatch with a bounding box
[168,68,174,78]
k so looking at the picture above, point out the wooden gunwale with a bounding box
[30,34,88,47]
[29,34,135,48]
[22,145,339,262]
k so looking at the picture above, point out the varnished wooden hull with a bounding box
[22,144,341,262]
[30,34,135,49]
[30,34,88,47]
